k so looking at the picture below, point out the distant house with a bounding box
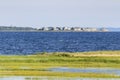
[81,27,98,32]
[63,27,71,31]
[41,27,48,31]
[100,28,108,32]
[59,27,63,30]
[72,27,82,31]
[38,27,43,30]
[90,28,98,31]
[42,27,53,31]
[53,27,60,31]
[47,27,54,31]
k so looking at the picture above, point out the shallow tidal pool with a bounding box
[1,67,120,80]
[48,67,120,76]
[0,76,120,80]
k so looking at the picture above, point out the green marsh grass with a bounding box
[0,51,120,77]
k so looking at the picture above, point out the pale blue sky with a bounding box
[0,0,120,28]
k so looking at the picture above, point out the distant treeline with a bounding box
[0,26,37,31]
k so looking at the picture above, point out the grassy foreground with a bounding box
[0,51,120,78]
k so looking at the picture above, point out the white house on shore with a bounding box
[63,27,71,31]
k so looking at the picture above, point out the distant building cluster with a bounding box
[39,27,108,32]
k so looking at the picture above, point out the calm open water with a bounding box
[0,32,120,55]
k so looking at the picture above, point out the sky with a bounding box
[0,0,120,28]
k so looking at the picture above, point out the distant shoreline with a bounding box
[0,30,109,32]
[0,26,108,32]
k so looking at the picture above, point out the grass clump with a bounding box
[55,53,71,57]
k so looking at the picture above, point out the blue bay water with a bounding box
[0,32,120,55]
